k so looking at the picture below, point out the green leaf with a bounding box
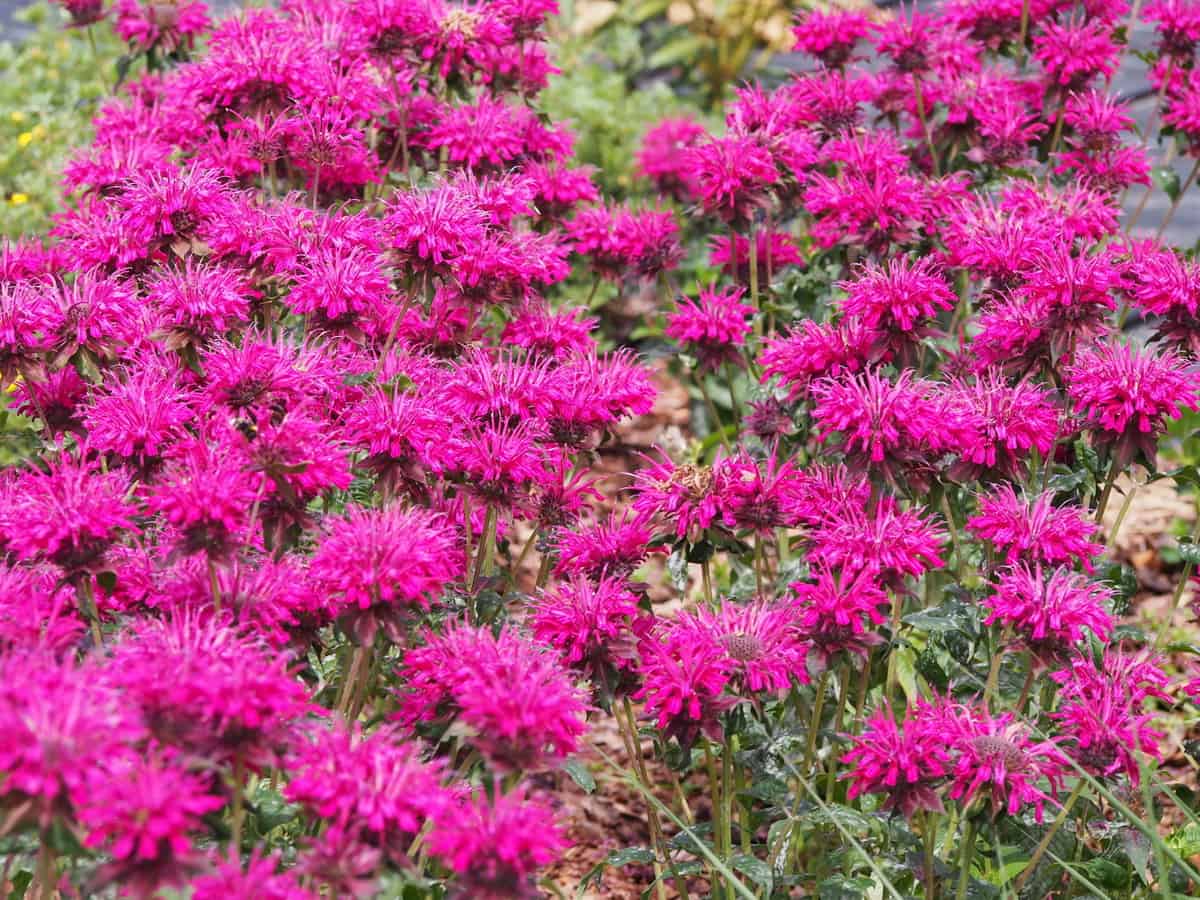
[647,35,706,69]
[575,846,655,897]
[1081,857,1130,890]
[731,854,773,892]
[1154,165,1183,202]
[1177,539,1200,566]
[7,871,32,900]
[563,759,596,794]
[1166,822,1200,858]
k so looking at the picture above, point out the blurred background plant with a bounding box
[0,3,120,238]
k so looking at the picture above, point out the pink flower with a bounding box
[146,258,252,340]
[4,453,137,575]
[968,486,1103,571]
[397,624,589,772]
[760,319,878,401]
[792,8,872,68]
[555,511,657,582]
[637,117,706,201]
[79,751,223,897]
[635,624,737,747]
[82,360,194,465]
[944,373,1061,480]
[110,612,311,767]
[285,721,448,861]
[0,651,144,827]
[690,135,778,224]
[1033,17,1120,90]
[1066,342,1200,466]
[428,785,568,900]
[190,850,307,900]
[808,496,945,592]
[984,564,1114,655]
[791,566,889,667]
[530,575,645,689]
[673,600,809,694]
[946,706,1065,822]
[0,564,84,653]
[665,286,755,371]
[842,700,953,820]
[113,0,211,53]
[1144,0,1200,58]
[310,505,459,630]
[386,184,488,274]
[632,453,724,541]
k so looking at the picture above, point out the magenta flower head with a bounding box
[148,439,263,562]
[792,8,872,68]
[428,785,568,900]
[397,624,589,772]
[690,134,778,225]
[0,651,144,829]
[310,505,459,642]
[530,575,645,695]
[386,183,488,275]
[190,850,307,900]
[836,257,956,361]
[145,257,251,344]
[665,286,755,371]
[944,373,1060,481]
[555,510,657,582]
[82,359,194,468]
[0,563,85,653]
[760,318,877,402]
[808,497,945,593]
[637,116,706,201]
[810,369,945,487]
[632,453,725,542]
[673,600,809,695]
[4,451,136,577]
[635,622,737,749]
[984,564,1114,659]
[841,700,954,820]
[946,705,1065,822]
[79,750,223,899]
[790,566,889,669]
[110,611,311,768]
[968,486,1104,571]
[285,721,449,864]
[1066,341,1200,467]
[1051,650,1169,782]
[1033,17,1120,92]
[710,230,803,285]
[719,452,807,534]
[1144,0,1200,58]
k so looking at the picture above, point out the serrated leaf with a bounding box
[563,759,596,794]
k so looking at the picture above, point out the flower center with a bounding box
[971,735,1028,771]
[722,632,763,662]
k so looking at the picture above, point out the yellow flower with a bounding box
[9,194,29,206]
[8,111,26,124]
[17,131,34,147]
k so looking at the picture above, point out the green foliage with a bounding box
[542,8,706,200]
[0,4,121,239]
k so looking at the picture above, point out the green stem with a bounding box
[913,75,940,177]
[1157,156,1200,240]
[721,733,735,900]
[208,556,222,616]
[231,754,246,851]
[804,670,830,775]
[982,627,1010,712]
[36,829,54,900]
[1093,455,1121,525]
[955,818,977,900]
[1013,780,1085,891]
[701,559,715,608]
[885,591,904,702]
[470,505,497,593]
[1106,481,1138,552]
[77,577,102,648]
[698,377,732,453]
[619,698,674,900]
[923,811,939,900]
[826,662,851,802]
[747,221,760,338]
[1156,501,1200,648]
